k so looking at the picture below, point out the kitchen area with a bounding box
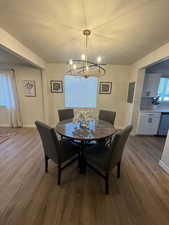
[137,59,169,136]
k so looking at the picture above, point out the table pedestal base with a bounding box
[79,140,86,174]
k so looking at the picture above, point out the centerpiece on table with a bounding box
[73,110,96,129]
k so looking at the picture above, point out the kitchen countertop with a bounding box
[140,109,169,113]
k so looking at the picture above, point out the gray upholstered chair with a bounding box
[99,110,116,126]
[35,121,80,185]
[58,108,74,121]
[86,125,132,194]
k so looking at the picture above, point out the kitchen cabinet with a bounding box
[142,73,161,97]
[137,112,161,135]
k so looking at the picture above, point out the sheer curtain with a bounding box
[0,70,22,127]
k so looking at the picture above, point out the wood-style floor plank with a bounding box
[0,128,169,225]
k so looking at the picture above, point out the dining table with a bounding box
[55,119,117,174]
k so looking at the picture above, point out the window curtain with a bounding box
[0,70,22,127]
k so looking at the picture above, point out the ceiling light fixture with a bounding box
[66,29,106,78]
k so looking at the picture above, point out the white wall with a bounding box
[15,65,44,127]
[0,65,44,127]
[129,42,169,133]
[46,63,131,128]
[0,63,131,128]
[127,41,169,174]
[2,40,169,130]
[1,39,169,130]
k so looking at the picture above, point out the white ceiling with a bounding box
[0,0,169,64]
[0,47,29,64]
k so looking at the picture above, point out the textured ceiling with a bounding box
[0,47,29,64]
[0,0,169,64]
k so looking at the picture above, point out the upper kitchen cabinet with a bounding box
[142,73,161,97]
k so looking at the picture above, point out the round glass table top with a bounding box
[55,119,116,141]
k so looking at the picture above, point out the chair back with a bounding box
[107,125,132,171]
[35,121,59,163]
[99,110,116,126]
[58,108,74,121]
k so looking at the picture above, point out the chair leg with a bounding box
[105,173,109,195]
[45,155,48,173]
[58,164,61,185]
[117,161,121,178]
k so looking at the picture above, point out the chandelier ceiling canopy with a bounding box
[66,29,106,78]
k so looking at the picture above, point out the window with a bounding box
[158,77,169,102]
[64,75,98,108]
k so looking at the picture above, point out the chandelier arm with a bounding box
[68,59,106,66]
[67,28,106,77]
[66,63,106,74]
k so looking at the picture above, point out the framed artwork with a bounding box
[50,80,63,93]
[23,80,36,97]
[99,82,112,94]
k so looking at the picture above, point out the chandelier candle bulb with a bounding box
[73,64,77,70]
[69,59,73,65]
[97,56,102,63]
[81,54,86,60]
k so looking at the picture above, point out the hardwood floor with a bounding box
[0,128,169,225]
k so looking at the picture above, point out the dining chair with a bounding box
[58,108,74,121]
[85,125,133,194]
[35,121,80,185]
[99,110,116,126]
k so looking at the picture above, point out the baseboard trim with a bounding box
[0,124,36,128]
[23,125,36,128]
[159,160,169,174]
[0,124,10,127]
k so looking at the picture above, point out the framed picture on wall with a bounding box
[50,80,63,93]
[99,82,112,94]
[23,80,36,97]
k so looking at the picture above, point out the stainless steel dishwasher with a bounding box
[158,112,169,136]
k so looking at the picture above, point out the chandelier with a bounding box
[66,29,106,78]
